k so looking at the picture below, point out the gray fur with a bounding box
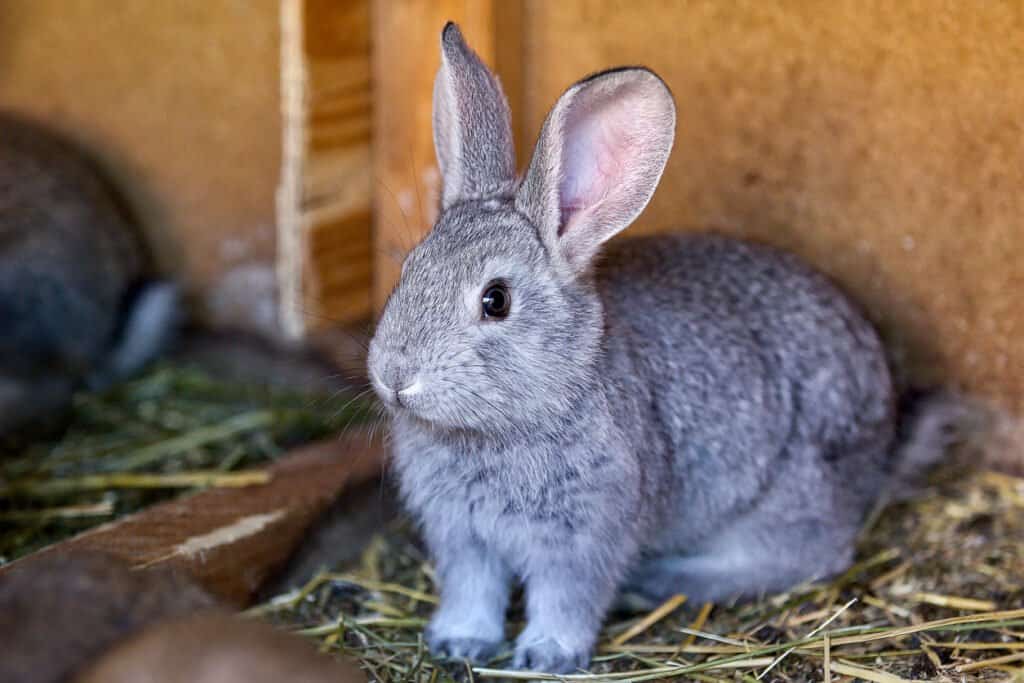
[368,25,953,674]
[0,112,178,447]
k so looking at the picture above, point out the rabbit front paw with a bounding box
[426,627,501,664]
[512,635,588,675]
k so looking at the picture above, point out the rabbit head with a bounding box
[368,23,675,436]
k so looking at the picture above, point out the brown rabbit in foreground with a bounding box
[75,613,367,683]
[0,552,366,683]
[0,112,179,447]
[0,552,220,683]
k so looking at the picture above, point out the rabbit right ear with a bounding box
[516,68,676,275]
[432,22,516,209]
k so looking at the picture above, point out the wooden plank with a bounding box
[279,0,374,337]
[371,0,524,310]
[0,431,385,606]
[521,1,1024,417]
[301,0,374,332]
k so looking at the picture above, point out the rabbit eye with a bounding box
[481,282,511,319]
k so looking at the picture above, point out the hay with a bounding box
[0,363,375,562]
[3,361,1021,680]
[256,465,1024,681]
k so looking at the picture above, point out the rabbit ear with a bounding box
[432,22,516,209]
[516,68,675,273]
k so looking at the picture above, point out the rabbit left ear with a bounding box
[432,22,517,209]
[516,67,676,274]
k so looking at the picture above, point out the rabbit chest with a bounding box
[392,418,645,570]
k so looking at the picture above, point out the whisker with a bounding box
[408,149,430,248]
[329,386,377,423]
[375,176,417,254]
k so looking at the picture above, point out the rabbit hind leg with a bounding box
[620,520,855,609]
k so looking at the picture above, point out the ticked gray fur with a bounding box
[368,23,952,674]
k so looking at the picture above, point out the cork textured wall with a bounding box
[521,1,1023,414]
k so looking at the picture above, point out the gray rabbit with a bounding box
[368,23,959,674]
[0,112,178,448]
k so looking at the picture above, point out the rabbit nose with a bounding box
[372,350,420,404]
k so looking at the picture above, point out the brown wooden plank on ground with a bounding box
[0,431,385,606]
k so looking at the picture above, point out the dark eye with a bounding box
[481,282,511,319]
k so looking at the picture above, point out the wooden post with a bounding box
[279,0,374,338]
[370,1,523,312]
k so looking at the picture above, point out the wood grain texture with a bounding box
[0,1,282,335]
[371,0,520,310]
[0,432,385,606]
[296,0,374,333]
[521,1,1024,415]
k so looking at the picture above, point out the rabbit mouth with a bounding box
[369,369,406,408]
[369,369,437,420]
[370,373,476,431]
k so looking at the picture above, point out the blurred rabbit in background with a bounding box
[0,112,179,449]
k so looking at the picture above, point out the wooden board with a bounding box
[520,1,1024,414]
[370,0,522,311]
[279,0,374,337]
[0,432,385,606]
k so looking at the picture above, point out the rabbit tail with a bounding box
[887,389,973,499]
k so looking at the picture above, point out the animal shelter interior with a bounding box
[1,2,1022,682]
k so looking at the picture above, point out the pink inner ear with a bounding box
[557,93,639,234]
